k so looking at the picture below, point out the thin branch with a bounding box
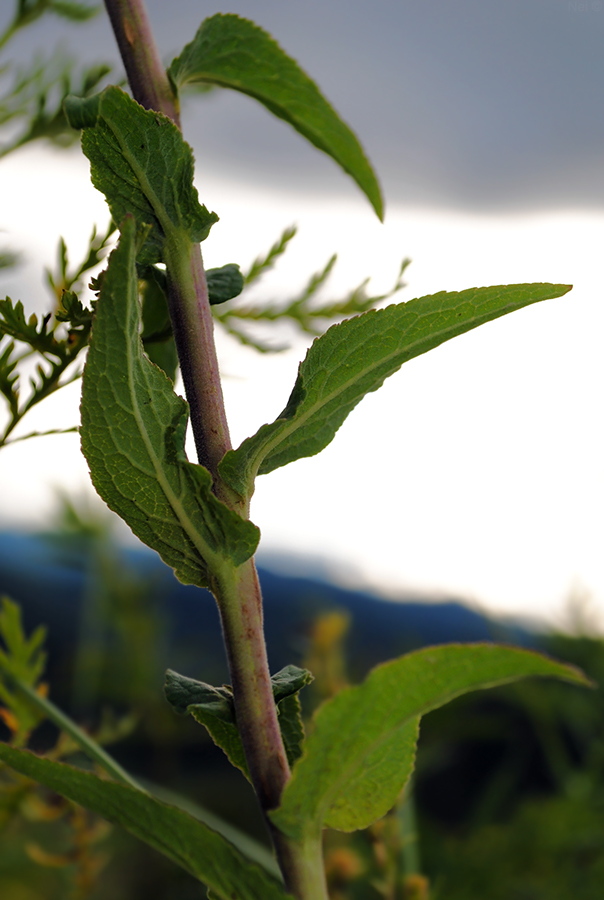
[3,674,146,793]
[3,426,78,446]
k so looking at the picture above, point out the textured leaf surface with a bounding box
[164,668,249,776]
[220,283,572,498]
[277,693,307,769]
[165,666,312,773]
[169,14,382,219]
[191,707,250,778]
[165,670,233,720]
[270,644,589,837]
[0,744,289,900]
[80,217,259,587]
[66,86,218,265]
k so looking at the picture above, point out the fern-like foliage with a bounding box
[0,1,109,159]
[0,224,112,447]
[216,238,411,352]
[0,596,47,746]
[0,54,112,158]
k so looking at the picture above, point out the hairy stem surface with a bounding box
[163,234,235,499]
[103,0,180,127]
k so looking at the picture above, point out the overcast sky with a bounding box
[1,2,604,628]
[4,0,604,210]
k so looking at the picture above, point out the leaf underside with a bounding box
[66,86,218,265]
[270,643,590,837]
[220,282,572,499]
[80,217,259,588]
[169,14,383,219]
[0,744,289,900]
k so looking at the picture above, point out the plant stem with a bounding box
[214,561,291,811]
[162,234,236,504]
[271,830,330,900]
[103,0,180,127]
[101,5,316,896]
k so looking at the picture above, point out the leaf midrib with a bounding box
[121,269,220,580]
[304,704,417,835]
[244,295,521,491]
[289,664,556,835]
[104,110,177,241]
[101,102,224,578]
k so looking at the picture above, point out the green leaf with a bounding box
[0,297,57,356]
[65,86,218,265]
[0,341,20,418]
[272,665,314,767]
[49,2,99,22]
[55,291,94,329]
[0,597,46,687]
[271,665,314,704]
[138,262,244,381]
[0,597,48,741]
[140,266,178,381]
[191,707,250,778]
[0,744,290,900]
[80,216,259,588]
[164,671,234,720]
[165,665,313,774]
[207,264,244,305]
[270,644,590,837]
[219,283,572,498]
[277,694,307,769]
[169,15,383,219]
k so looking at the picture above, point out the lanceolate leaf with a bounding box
[169,14,383,219]
[65,87,218,265]
[270,644,590,837]
[220,283,572,499]
[0,744,290,900]
[80,217,259,588]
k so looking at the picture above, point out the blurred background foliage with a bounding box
[0,495,603,899]
[0,3,603,899]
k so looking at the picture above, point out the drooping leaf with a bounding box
[271,665,314,767]
[65,86,218,265]
[165,665,313,774]
[277,694,307,769]
[190,706,250,778]
[270,644,590,837]
[169,15,383,219]
[271,665,314,704]
[80,216,259,588]
[220,283,572,499]
[0,744,290,900]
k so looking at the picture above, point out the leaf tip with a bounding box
[64,93,101,130]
